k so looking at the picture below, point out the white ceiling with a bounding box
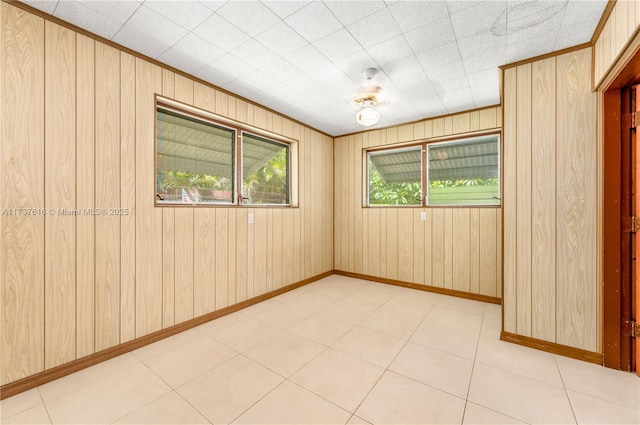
[22,0,607,136]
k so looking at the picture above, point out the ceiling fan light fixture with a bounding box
[356,100,380,127]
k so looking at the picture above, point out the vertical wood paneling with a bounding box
[161,70,175,329]
[413,210,425,285]
[443,209,453,289]
[94,42,120,351]
[353,135,363,273]
[531,57,556,341]
[272,209,283,289]
[254,208,267,296]
[515,63,532,337]
[44,21,76,369]
[215,209,229,309]
[424,209,433,287]
[120,52,136,342]
[479,209,497,297]
[431,208,445,287]
[1,4,45,384]
[386,209,398,280]
[503,47,597,352]
[452,209,470,293]
[135,59,163,337]
[556,50,597,351]
[175,208,194,322]
[397,209,414,283]
[75,33,95,358]
[1,4,337,386]
[503,68,518,333]
[593,0,640,84]
[193,209,214,317]
[469,209,480,294]
[368,208,381,277]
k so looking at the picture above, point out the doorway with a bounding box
[602,48,640,374]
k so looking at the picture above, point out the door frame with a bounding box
[601,43,640,371]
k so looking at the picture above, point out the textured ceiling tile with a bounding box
[118,5,188,47]
[82,0,141,23]
[285,2,343,42]
[254,22,309,57]
[450,1,506,39]
[313,29,362,62]
[347,8,403,48]
[112,24,172,58]
[462,48,507,74]
[20,0,59,15]
[466,68,499,88]
[404,15,456,54]
[388,0,450,32]
[143,0,213,31]
[308,63,356,93]
[217,1,281,37]
[158,33,225,74]
[262,0,312,19]
[457,29,506,59]
[55,0,124,39]
[445,0,479,15]
[555,0,606,50]
[286,44,332,72]
[506,32,557,62]
[471,82,500,106]
[193,65,236,87]
[193,14,251,52]
[158,46,208,75]
[324,0,387,26]
[232,39,281,67]
[365,35,414,68]
[333,50,378,79]
[416,42,461,72]
[209,54,257,81]
[506,0,566,43]
[260,58,307,83]
[440,87,476,113]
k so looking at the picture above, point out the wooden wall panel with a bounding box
[503,48,598,352]
[479,209,497,297]
[333,106,503,300]
[531,57,556,342]
[452,209,470,293]
[95,42,121,351]
[134,58,163,337]
[593,0,640,86]
[503,68,518,333]
[1,4,45,384]
[193,209,214,318]
[1,2,335,386]
[44,21,76,369]
[556,50,597,351]
[120,52,136,342]
[515,64,532,337]
[75,33,95,358]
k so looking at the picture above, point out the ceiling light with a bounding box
[356,100,380,127]
[353,68,385,127]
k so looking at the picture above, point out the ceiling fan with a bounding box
[353,68,386,127]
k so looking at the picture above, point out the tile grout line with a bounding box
[554,355,579,425]
[460,313,484,424]
[37,386,54,425]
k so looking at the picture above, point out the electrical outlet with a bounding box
[248,213,254,224]
[420,211,427,221]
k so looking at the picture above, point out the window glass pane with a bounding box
[368,146,422,206]
[242,134,289,205]
[427,135,500,206]
[156,108,235,204]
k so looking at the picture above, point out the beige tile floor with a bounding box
[1,275,639,424]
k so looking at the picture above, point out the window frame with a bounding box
[364,130,501,208]
[155,96,298,208]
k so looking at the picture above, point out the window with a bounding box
[242,133,289,205]
[368,146,422,206]
[156,103,294,206]
[366,133,500,207]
